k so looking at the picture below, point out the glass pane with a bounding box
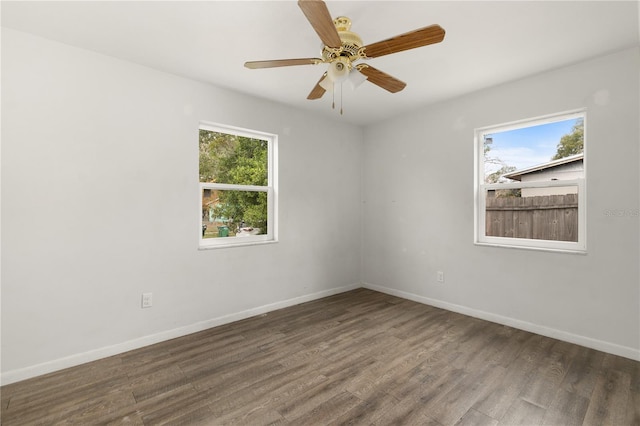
[202,189,268,239]
[483,117,584,184]
[485,187,578,242]
[199,130,268,185]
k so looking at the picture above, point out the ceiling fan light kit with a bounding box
[327,57,350,83]
[347,67,368,89]
[244,0,445,114]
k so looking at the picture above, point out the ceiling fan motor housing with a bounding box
[322,16,363,65]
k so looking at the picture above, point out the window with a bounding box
[474,110,586,252]
[199,122,277,248]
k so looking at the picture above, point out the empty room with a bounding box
[1,1,639,424]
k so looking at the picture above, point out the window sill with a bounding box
[474,241,587,255]
[198,239,278,250]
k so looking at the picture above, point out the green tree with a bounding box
[483,137,505,173]
[552,118,584,160]
[486,165,517,184]
[484,136,520,197]
[199,131,268,234]
[199,130,237,182]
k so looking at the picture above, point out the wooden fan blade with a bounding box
[298,0,342,49]
[363,24,445,58]
[358,65,406,93]
[307,73,327,100]
[245,58,323,69]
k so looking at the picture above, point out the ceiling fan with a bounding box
[244,0,445,113]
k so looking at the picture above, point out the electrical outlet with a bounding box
[437,271,445,283]
[142,292,153,308]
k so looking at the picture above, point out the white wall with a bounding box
[1,29,363,383]
[362,47,640,360]
[2,27,639,386]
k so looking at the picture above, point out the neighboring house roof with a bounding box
[502,153,583,181]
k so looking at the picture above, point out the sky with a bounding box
[484,118,579,175]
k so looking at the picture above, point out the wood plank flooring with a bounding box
[2,288,639,425]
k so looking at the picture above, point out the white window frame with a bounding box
[199,122,278,249]
[474,110,586,253]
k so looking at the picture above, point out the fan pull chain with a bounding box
[340,83,343,115]
[331,83,335,110]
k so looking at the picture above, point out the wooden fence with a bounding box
[485,194,578,242]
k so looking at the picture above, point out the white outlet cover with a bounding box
[142,292,153,308]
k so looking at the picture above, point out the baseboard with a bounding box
[1,283,360,386]
[5,281,636,386]
[362,282,640,362]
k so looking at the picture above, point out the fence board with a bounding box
[486,194,578,242]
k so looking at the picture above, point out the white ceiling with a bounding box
[2,1,639,125]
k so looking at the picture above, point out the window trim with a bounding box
[474,110,587,253]
[198,122,278,249]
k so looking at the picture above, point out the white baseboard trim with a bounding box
[1,283,360,386]
[362,282,640,362]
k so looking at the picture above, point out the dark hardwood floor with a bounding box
[2,288,639,425]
